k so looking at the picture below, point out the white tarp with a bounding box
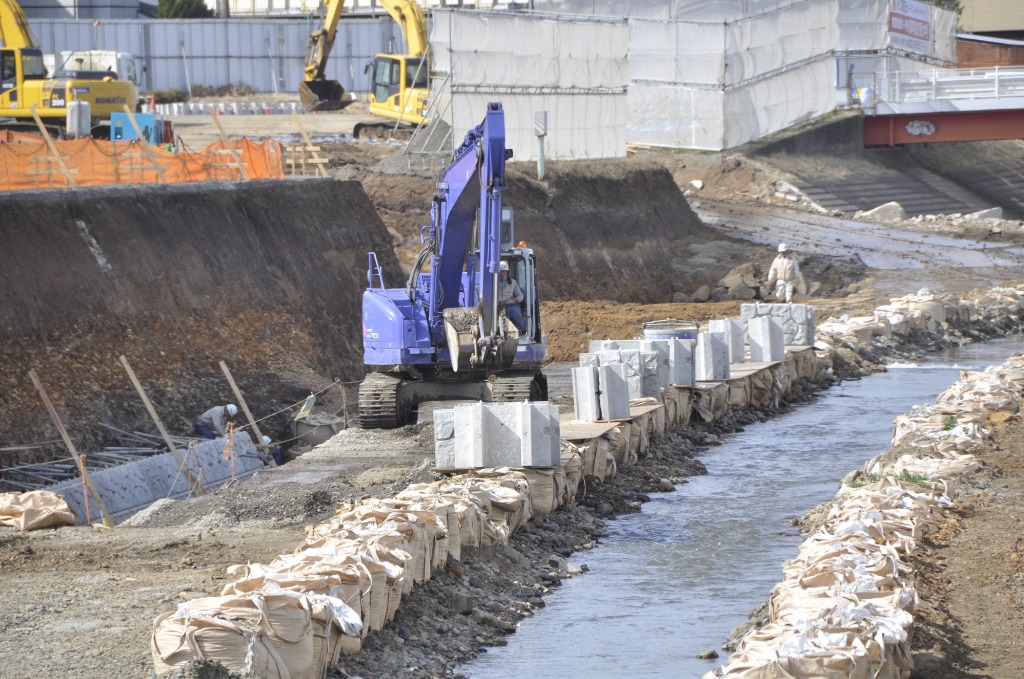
[628,0,838,150]
[431,10,629,160]
[532,0,808,22]
[838,0,957,63]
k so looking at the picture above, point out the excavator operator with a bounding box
[498,260,525,334]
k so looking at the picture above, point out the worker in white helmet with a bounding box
[192,403,238,439]
[260,435,283,466]
[497,260,526,333]
[766,243,804,304]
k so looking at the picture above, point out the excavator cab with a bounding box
[366,54,429,120]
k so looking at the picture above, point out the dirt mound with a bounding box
[0,179,398,452]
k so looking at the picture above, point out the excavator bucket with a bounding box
[299,80,356,112]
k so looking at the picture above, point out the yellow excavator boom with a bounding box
[379,0,428,59]
[0,0,38,50]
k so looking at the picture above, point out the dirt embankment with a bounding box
[0,180,397,451]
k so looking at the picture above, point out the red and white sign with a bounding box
[889,0,931,57]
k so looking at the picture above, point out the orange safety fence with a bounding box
[0,136,284,191]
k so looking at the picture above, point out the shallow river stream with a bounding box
[462,336,1024,679]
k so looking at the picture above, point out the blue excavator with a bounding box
[359,102,548,428]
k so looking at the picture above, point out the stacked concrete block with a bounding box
[598,363,631,420]
[640,351,661,398]
[614,339,671,390]
[49,433,263,525]
[616,349,645,398]
[434,401,561,469]
[572,366,602,421]
[668,339,696,387]
[696,332,730,381]
[740,303,816,346]
[709,319,745,363]
[748,316,785,362]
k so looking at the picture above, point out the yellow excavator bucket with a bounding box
[299,80,356,113]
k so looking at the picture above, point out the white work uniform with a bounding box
[767,252,802,304]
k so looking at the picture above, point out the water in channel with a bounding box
[462,336,1024,679]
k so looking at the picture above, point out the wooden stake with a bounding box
[29,106,78,189]
[118,355,205,494]
[120,105,168,184]
[210,112,251,180]
[28,369,112,525]
[219,361,275,466]
[291,110,328,177]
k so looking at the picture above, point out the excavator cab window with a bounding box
[21,49,45,80]
[1,51,14,87]
[371,56,401,103]
[405,57,428,89]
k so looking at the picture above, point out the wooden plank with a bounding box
[119,355,205,494]
[29,106,77,189]
[219,361,274,466]
[27,369,111,525]
[210,112,251,180]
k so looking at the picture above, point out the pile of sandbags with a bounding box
[152,454,587,677]
[714,352,1024,679]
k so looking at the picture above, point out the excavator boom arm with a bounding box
[0,0,38,50]
[304,0,346,81]
[379,0,428,58]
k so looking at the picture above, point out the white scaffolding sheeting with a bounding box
[628,0,837,150]
[532,0,807,22]
[431,10,629,160]
[838,0,957,63]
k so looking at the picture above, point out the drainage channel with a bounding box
[462,335,1024,679]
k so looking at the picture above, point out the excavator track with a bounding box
[491,371,548,402]
[358,373,408,429]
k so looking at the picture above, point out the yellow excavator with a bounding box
[300,0,430,140]
[0,0,137,136]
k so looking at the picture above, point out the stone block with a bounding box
[696,332,729,381]
[709,319,744,363]
[598,364,630,420]
[616,339,671,390]
[579,353,600,368]
[433,409,457,469]
[668,338,695,386]
[572,366,601,422]
[747,316,785,362]
[641,350,661,399]
[617,349,644,398]
[520,403,561,467]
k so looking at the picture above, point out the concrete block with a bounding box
[696,332,729,381]
[617,350,644,398]
[616,339,671,390]
[598,363,631,420]
[748,316,785,362]
[709,319,744,363]
[447,402,561,468]
[479,402,522,467]
[454,402,487,467]
[520,403,561,467]
[668,338,695,386]
[433,409,457,469]
[579,353,600,368]
[740,303,816,346]
[641,350,661,399]
[572,366,601,422]
[598,349,622,367]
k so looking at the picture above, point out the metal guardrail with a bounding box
[872,66,1024,106]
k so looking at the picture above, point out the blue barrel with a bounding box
[642,319,698,341]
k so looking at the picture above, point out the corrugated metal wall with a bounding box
[28,17,396,93]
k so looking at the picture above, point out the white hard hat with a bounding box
[499,261,509,272]
[262,435,272,445]
[778,243,788,252]
[226,404,238,417]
